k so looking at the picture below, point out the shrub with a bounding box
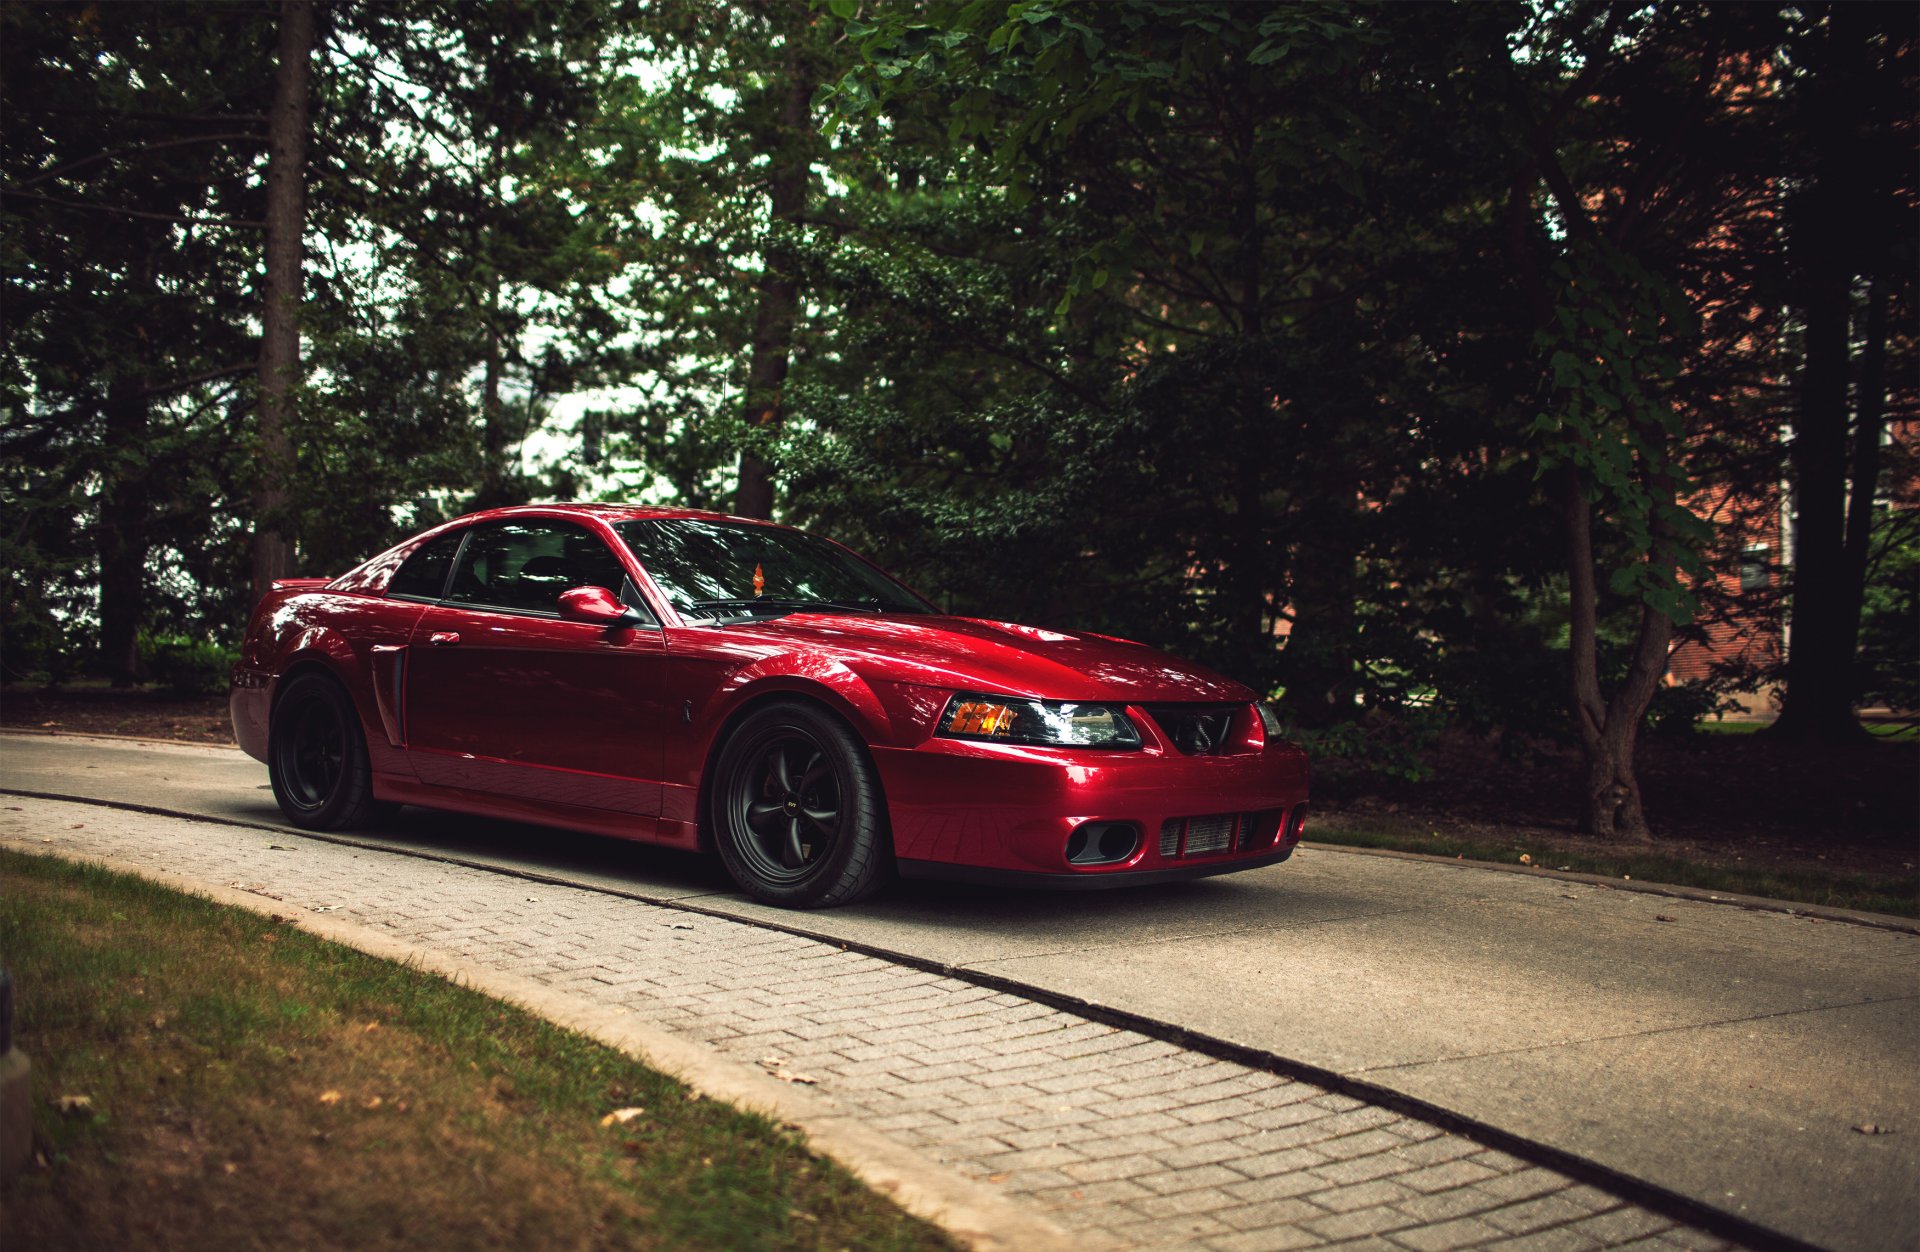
[141,633,237,696]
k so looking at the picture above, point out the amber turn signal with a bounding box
[946,700,1020,737]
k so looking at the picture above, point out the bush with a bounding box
[141,633,237,696]
[1289,714,1439,797]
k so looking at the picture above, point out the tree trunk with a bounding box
[252,0,313,605]
[98,375,150,687]
[1769,232,1864,743]
[1564,470,1670,841]
[1839,277,1887,679]
[732,23,813,520]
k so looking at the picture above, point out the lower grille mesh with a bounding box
[1185,814,1235,855]
[1160,813,1241,858]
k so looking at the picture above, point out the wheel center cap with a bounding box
[784,796,800,814]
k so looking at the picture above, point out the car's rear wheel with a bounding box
[269,672,380,830]
[713,700,890,908]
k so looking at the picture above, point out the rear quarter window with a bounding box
[386,529,466,600]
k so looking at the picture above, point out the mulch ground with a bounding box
[1317,729,1919,881]
[5,684,1915,886]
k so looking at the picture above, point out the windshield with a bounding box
[613,518,933,621]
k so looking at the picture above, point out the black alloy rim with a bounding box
[281,696,346,810]
[729,730,843,884]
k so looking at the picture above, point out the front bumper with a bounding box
[870,732,1309,880]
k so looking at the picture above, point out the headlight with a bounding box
[1257,702,1285,739]
[938,693,1142,749]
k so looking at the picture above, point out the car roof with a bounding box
[452,503,791,528]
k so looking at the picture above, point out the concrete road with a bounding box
[4,731,1915,1252]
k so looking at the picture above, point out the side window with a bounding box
[386,529,466,600]
[445,520,636,616]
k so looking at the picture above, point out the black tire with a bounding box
[268,672,380,830]
[712,699,891,908]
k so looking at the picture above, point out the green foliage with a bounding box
[1529,243,1708,626]
[1287,716,1438,795]
[138,631,239,697]
[1857,511,1920,712]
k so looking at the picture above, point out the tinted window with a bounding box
[446,521,634,615]
[387,529,466,600]
[614,518,929,618]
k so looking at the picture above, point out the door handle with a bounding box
[429,631,460,646]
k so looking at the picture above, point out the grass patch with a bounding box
[0,850,955,1251]
[1307,827,1919,919]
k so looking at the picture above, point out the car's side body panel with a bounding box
[402,601,672,815]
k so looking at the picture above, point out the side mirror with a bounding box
[558,585,643,626]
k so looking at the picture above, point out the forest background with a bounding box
[2,0,1914,844]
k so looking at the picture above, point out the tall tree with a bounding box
[1766,6,1917,743]
[733,3,818,520]
[253,0,315,602]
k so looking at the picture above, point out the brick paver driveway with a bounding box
[6,785,1737,1252]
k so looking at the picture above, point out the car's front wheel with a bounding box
[712,700,890,908]
[268,672,380,830]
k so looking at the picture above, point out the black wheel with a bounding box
[268,672,380,830]
[712,700,891,908]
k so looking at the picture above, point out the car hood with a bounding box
[718,613,1253,703]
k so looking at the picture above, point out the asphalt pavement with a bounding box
[2,731,1915,1252]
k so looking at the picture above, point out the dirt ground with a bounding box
[5,683,1915,887]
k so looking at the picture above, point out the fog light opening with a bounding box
[1066,821,1140,866]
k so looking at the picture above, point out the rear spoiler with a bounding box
[270,578,333,593]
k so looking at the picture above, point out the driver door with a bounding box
[403,518,669,815]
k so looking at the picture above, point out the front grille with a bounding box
[1143,704,1244,755]
[1159,808,1289,859]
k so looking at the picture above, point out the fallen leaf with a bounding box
[150,1014,167,1030]
[600,1107,647,1127]
[1518,854,1533,865]
[223,1162,237,1175]
[312,905,340,912]
[758,1057,818,1085]
[1656,915,1677,923]
[267,844,291,851]
[1854,1123,1895,1135]
[1560,893,1581,900]
[666,922,696,930]
[362,1022,380,1033]
[68,823,84,829]
[363,1097,383,1110]
[317,1090,343,1106]
[54,1094,94,1117]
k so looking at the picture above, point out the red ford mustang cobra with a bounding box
[231,504,1309,908]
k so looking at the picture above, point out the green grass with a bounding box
[1307,826,1919,919]
[0,850,955,1251]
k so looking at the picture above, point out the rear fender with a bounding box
[274,629,380,740]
